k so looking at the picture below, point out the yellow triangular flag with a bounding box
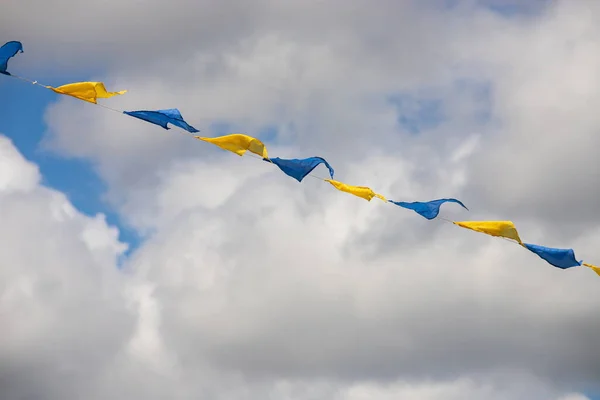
[583,263,600,277]
[48,81,127,104]
[453,220,522,244]
[195,134,268,159]
[326,179,386,202]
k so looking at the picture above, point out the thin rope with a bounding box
[92,101,125,114]
[10,73,47,87]
[247,153,457,227]
[245,153,526,248]
[3,72,562,259]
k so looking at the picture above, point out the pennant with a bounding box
[195,134,268,158]
[326,179,387,202]
[453,220,522,244]
[389,198,468,220]
[0,41,23,76]
[523,243,582,270]
[48,81,127,104]
[583,263,600,277]
[267,156,334,182]
[124,109,199,133]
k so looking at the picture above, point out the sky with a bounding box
[1,0,600,399]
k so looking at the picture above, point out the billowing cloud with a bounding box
[0,135,132,399]
[456,1,600,232]
[2,130,596,399]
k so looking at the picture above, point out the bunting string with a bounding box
[2,40,597,278]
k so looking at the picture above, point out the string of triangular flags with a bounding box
[2,41,597,277]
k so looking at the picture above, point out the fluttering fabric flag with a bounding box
[454,220,522,244]
[583,263,600,277]
[267,156,335,182]
[47,82,127,104]
[3,40,598,281]
[523,243,581,270]
[124,109,199,133]
[0,41,23,76]
[326,179,387,202]
[195,134,269,158]
[389,198,468,220]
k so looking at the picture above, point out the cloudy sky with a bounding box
[1,0,600,399]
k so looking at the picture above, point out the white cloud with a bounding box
[121,164,600,387]
[459,0,600,230]
[0,135,133,399]
[0,133,594,398]
[0,135,40,193]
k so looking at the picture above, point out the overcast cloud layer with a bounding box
[2,0,600,399]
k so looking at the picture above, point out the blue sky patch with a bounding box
[437,0,551,17]
[387,93,445,134]
[453,78,494,125]
[0,72,140,262]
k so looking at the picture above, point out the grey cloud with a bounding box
[458,0,600,230]
[119,160,600,394]
[0,1,453,72]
